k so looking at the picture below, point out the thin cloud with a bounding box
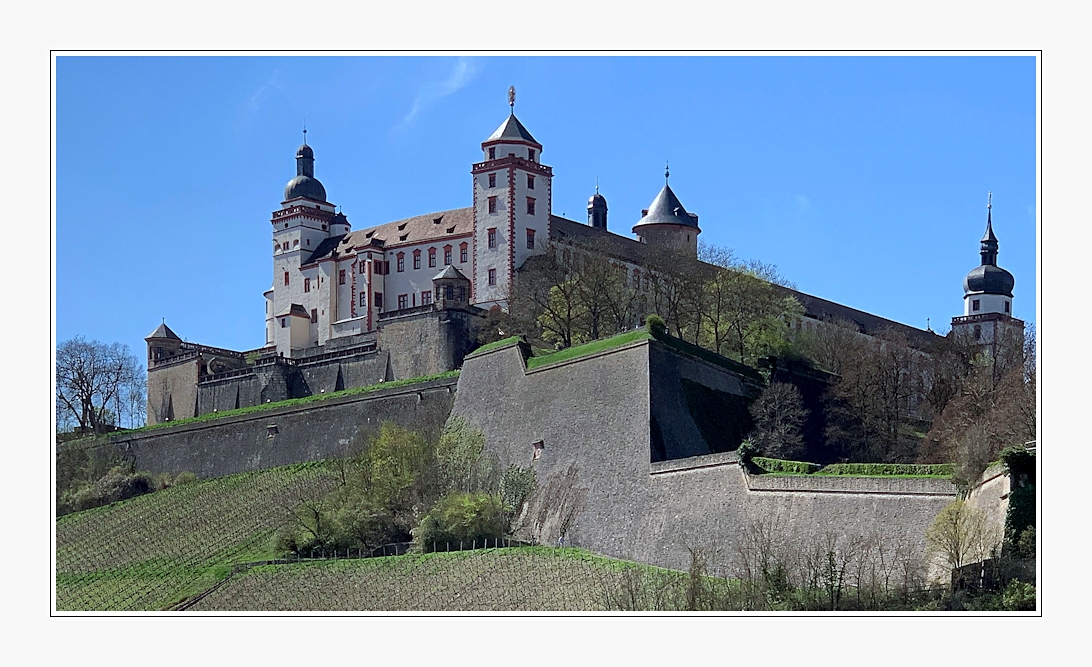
[796,195,811,211]
[248,70,284,115]
[394,58,477,133]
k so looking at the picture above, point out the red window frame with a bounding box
[413,249,421,270]
[443,245,452,265]
[488,173,496,188]
[526,229,535,250]
[396,253,405,273]
[526,197,535,215]
[284,271,290,286]
[460,243,468,263]
[488,228,497,249]
[398,294,408,310]
[527,174,535,189]
[488,196,497,214]
[428,248,437,268]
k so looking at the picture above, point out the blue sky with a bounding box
[55,55,1037,365]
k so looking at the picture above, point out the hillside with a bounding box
[55,461,704,612]
[55,462,338,611]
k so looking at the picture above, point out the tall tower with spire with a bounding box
[632,164,700,256]
[471,87,552,308]
[266,134,347,356]
[950,193,1024,359]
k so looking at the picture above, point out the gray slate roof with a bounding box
[485,114,540,146]
[634,184,699,229]
[146,322,181,340]
[433,265,469,282]
[549,215,938,347]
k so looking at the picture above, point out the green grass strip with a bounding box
[526,330,652,369]
[467,336,522,356]
[92,371,459,438]
[752,457,953,478]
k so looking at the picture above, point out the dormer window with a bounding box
[398,223,407,231]
[446,226,456,234]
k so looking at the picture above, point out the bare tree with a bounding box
[748,381,809,460]
[56,337,146,433]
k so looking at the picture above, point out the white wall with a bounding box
[963,292,1012,317]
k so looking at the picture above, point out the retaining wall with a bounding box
[64,376,458,480]
[451,339,960,575]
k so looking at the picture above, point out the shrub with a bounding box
[645,314,667,337]
[499,465,537,519]
[1001,580,1036,611]
[737,440,756,464]
[1004,484,1036,553]
[413,492,509,552]
[95,466,154,505]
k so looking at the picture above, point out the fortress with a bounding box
[121,93,1028,575]
[145,92,1024,427]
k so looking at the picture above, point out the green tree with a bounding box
[925,499,1001,573]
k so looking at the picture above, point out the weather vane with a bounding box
[303,122,308,145]
[987,191,992,209]
[508,86,516,113]
[665,162,670,183]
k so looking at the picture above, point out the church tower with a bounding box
[633,166,700,257]
[950,193,1024,359]
[471,88,552,308]
[266,134,342,356]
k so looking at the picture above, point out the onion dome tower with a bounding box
[632,164,700,256]
[284,138,328,203]
[588,181,608,229]
[950,192,1024,352]
[961,192,1016,317]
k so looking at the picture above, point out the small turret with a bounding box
[632,164,700,256]
[588,182,608,229]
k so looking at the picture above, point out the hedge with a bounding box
[752,457,821,475]
[748,458,954,477]
[816,463,954,477]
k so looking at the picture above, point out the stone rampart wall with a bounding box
[451,339,960,575]
[68,376,458,480]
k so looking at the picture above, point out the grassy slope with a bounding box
[55,460,710,612]
[188,547,705,612]
[55,462,338,611]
